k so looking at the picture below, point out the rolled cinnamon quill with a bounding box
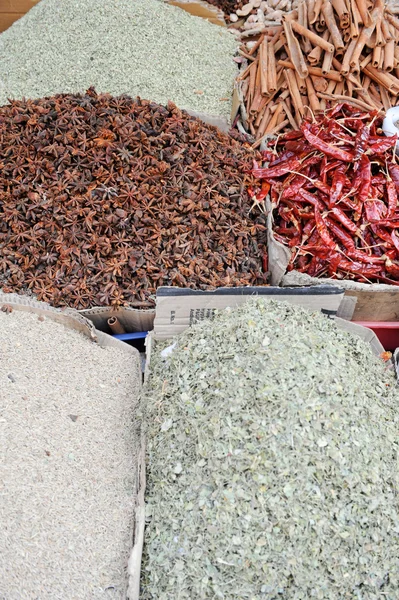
[297,0,312,54]
[326,79,337,94]
[341,38,357,74]
[284,68,305,117]
[267,41,277,93]
[307,0,316,26]
[381,18,393,42]
[259,39,269,96]
[295,71,307,94]
[331,0,350,29]
[290,20,335,53]
[283,20,309,79]
[380,86,392,112]
[375,17,384,47]
[278,60,343,81]
[386,13,399,33]
[281,99,299,129]
[350,21,377,68]
[354,0,372,27]
[322,1,345,52]
[310,0,323,25]
[265,103,284,133]
[322,48,334,75]
[372,45,382,68]
[363,64,399,94]
[306,76,321,112]
[308,45,323,64]
[359,53,372,69]
[108,317,126,335]
[311,75,328,93]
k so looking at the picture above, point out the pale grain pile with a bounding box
[0,0,237,119]
[0,309,141,600]
[142,298,399,599]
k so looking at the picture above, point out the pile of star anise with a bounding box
[0,89,267,309]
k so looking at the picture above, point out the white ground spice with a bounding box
[0,310,141,600]
[0,0,237,120]
[143,298,399,599]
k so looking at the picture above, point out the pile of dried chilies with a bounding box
[236,0,399,142]
[0,89,267,309]
[251,103,399,285]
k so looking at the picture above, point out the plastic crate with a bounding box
[353,321,399,352]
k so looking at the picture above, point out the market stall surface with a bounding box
[0,310,141,600]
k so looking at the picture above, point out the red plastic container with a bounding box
[353,321,399,352]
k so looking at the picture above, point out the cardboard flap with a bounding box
[127,437,146,600]
[79,306,155,335]
[334,317,384,357]
[0,293,140,356]
[231,83,242,124]
[266,195,291,286]
[154,285,344,339]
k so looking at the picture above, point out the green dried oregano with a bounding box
[141,298,399,599]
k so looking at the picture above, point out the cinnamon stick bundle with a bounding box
[235,0,399,140]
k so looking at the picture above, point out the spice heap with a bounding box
[206,0,299,26]
[0,0,237,120]
[0,90,267,309]
[0,309,141,598]
[143,297,399,599]
[230,0,299,30]
[253,103,399,285]
[236,0,399,140]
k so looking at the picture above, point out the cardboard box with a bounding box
[266,197,399,322]
[0,0,40,32]
[154,284,346,339]
[0,0,40,11]
[0,13,23,32]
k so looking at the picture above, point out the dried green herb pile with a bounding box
[0,0,237,120]
[0,90,266,309]
[143,298,399,599]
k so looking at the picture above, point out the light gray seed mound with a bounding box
[0,310,141,600]
[0,0,237,120]
[143,298,399,599]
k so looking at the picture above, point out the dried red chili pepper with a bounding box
[385,262,399,280]
[301,123,354,162]
[324,217,355,249]
[252,157,301,179]
[268,150,296,168]
[364,198,387,223]
[353,124,371,169]
[329,163,347,205]
[367,135,398,155]
[356,155,371,206]
[391,230,399,254]
[386,174,398,218]
[336,257,381,277]
[329,207,358,234]
[388,162,399,195]
[314,206,337,250]
[253,104,399,285]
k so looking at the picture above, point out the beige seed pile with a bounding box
[0,309,141,600]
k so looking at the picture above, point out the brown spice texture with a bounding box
[0,89,267,309]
